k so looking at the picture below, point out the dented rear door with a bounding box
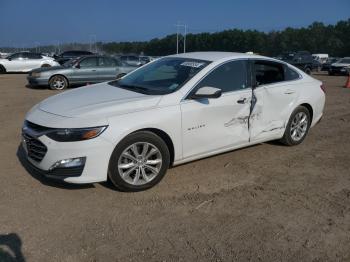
[249,60,299,142]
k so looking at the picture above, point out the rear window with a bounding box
[254,61,284,86]
[285,66,300,81]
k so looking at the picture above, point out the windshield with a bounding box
[338,58,350,64]
[109,57,210,95]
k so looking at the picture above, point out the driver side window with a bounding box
[195,60,248,93]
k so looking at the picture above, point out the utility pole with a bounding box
[89,34,97,53]
[176,24,179,54]
[184,25,187,53]
[175,22,187,54]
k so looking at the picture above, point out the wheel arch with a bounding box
[0,64,6,73]
[300,103,313,125]
[49,74,69,86]
[131,128,175,166]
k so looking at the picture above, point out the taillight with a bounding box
[320,83,326,93]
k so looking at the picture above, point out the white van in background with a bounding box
[312,54,329,64]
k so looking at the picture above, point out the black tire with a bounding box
[108,131,170,192]
[328,71,334,76]
[304,67,312,75]
[280,106,311,146]
[116,73,126,79]
[49,75,68,90]
[0,64,6,74]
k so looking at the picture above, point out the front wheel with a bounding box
[108,131,170,191]
[0,65,6,74]
[280,106,311,146]
[49,75,68,90]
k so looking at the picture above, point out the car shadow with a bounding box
[16,144,94,190]
[0,233,25,262]
[25,83,89,90]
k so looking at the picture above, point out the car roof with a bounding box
[169,52,264,62]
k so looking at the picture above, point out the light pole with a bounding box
[175,22,187,53]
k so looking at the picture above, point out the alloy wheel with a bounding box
[50,76,66,90]
[290,112,308,141]
[117,142,162,186]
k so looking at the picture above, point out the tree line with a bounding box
[101,19,350,57]
[2,19,349,57]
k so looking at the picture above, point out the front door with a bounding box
[181,60,251,158]
[71,57,100,84]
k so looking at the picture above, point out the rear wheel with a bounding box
[49,75,68,90]
[280,106,311,146]
[304,67,312,75]
[108,131,170,192]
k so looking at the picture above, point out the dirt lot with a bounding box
[0,73,349,262]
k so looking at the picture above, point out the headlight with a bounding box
[31,72,41,78]
[46,126,107,142]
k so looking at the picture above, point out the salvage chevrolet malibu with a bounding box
[22,52,325,191]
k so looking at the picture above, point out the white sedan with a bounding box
[0,52,59,73]
[22,52,325,191]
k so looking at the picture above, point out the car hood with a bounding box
[31,66,65,73]
[331,63,350,67]
[38,82,162,118]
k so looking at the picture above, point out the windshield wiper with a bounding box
[118,84,150,93]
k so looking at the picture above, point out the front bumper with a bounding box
[27,76,49,86]
[329,66,349,75]
[21,131,115,184]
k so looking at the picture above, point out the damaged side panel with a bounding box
[248,83,299,142]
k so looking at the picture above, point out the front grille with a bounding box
[22,132,47,162]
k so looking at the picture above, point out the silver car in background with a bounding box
[27,55,137,90]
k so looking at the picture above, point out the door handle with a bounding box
[284,89,295,94]
[91,69,97,72]
[237,98,248,104]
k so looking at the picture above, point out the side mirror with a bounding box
[7,57,11,61]
[190,86,222,99]
[74,63,80,69]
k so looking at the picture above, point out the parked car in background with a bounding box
[54,50,94,65]
[0,52,11,58]
[27,55,137,90]
[119,55,142,66]
[328,57,350,75]
[280,51,315,74]
[0,52,59,73]
[22,52,325,191]
[321,57,340,71]
[139,56,151,65]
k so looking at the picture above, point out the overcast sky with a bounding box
[0,0,349,47]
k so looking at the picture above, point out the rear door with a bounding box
[249,60,299,142]
[97,57,119,81]
[181,60,252,158]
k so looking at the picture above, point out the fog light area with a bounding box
[49,157,86,170]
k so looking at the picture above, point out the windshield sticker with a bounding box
[168,83,179,90]
[180,61,205,68]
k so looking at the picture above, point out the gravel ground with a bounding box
[0,73,349,262]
